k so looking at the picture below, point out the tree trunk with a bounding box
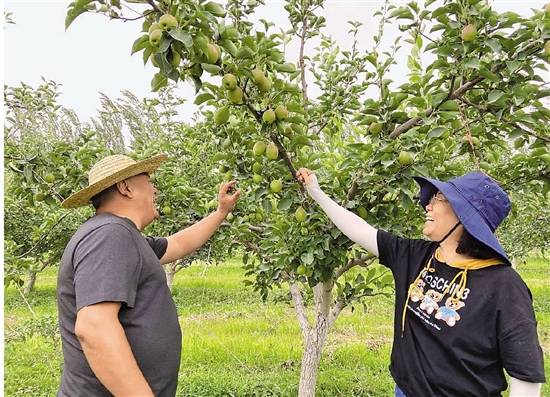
[24,271,37,295]
[298,320,329,396]
[297,281,333,397]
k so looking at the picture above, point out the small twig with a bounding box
[15,284,36,317]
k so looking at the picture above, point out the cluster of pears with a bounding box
[251,141,283,192]
[148,14,178,46]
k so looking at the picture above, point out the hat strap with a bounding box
[436,221,461,245]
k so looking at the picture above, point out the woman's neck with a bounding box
[437,240,475,264]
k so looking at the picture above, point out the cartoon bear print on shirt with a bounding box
[435,297,465,327]
[419,289,443,315]
[410,279,426,302]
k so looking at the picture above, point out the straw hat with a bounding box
[61,154,167,208]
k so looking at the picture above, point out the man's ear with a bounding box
[115,179,132,198]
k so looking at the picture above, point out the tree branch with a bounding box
[328,300,346,328]
[387,40,548,140]
[334,255,375,280]
[511,122,550,145]
[298,16,309,103]
[290,282,311,340]
[269,132,303,191]
[16,213,71,259]
[146,0,162,14]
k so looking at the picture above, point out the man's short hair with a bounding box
[91,184,119,210]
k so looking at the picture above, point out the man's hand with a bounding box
[217,180,241,216]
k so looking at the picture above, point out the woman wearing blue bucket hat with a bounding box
[296,168,545,397]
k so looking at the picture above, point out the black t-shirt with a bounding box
[377,229,545,397]
[57,213,181,397]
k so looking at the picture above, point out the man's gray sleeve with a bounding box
[73,224,141,311]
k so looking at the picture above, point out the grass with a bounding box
[4,257,549,396]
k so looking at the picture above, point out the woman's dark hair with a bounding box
[456,228,498,260]
[91,184,119,210]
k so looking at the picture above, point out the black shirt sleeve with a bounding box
[377,229,434,273]
[145,236,168,259]
[497,271,546,383]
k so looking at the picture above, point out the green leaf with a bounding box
[168,28,193,49]
[151,73,168,92]
[65,1,94,30]
[131,35,150,55]
[438,100,459,111]
[201,63,221,74]
[194,93,214,105]
[428,127,447,138]
[159,36,172,53]
[300,251,314,265]
[277,197,293,211]
[478,68,499,82]
[484,38,501,53]
[464,58,480,69]
[487,89,504,104]
[219,39,238,57]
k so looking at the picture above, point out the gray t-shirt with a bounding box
[57,213,181,397]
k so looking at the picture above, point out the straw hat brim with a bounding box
[61,154,168,209]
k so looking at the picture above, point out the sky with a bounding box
[3,0,549,124]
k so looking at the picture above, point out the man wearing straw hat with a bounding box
[57,153,240,397]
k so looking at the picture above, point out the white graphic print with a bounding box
[419,289,443,315]
[411,273,468,329]
[435,298,465,327]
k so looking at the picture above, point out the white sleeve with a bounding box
[509,377,541,397]
[305,176,379,257]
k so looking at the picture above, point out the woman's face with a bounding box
[422,191,461,241]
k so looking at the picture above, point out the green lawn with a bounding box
[4,257,549,396]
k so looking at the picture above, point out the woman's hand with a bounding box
[296,168,320,193]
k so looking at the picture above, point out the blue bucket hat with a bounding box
[413,172,512,265]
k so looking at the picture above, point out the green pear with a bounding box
[159,14,178,30]
[252,162,262,173]
[148,23,160,34]
[222,74,237,90]
[296,264,307,275]
[265,142,278,160]
[44,173,56,183]
[368,122,383,134]
[228,87,243,104]
[257,77,272,92]
[214,106,230,125]
[461,24,477,42]
[205,43,220,63]
[357,206,368,219]
[251,68,265,83]
[295,206,307,222]
[253,141,266,156]
[149,29,163,46]
[398,151,414,166]
[262,109,276,124]
[270,179,283,193]
[274,105,288,121]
